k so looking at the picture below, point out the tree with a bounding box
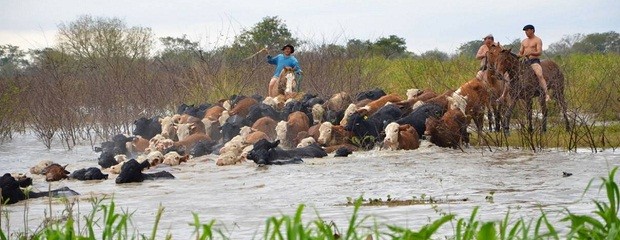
[457,40,483,57]
[420,49,449,61]
[547,34,584,56]
[232,16,300,57]
[57,15,153,61]
[0,45,29,76]
[157,35,200,62]
[372,35,408,58]
[345,39,373,58]
[572,31,620,54]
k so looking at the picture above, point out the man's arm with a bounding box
[267,54,278,65]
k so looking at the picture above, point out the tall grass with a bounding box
[2,168,619,239]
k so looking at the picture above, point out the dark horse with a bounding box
[487,46,570,134]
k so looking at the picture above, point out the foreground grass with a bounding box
[2,167,619,239]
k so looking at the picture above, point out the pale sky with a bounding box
[1,0,618,54]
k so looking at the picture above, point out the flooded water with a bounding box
[1,132,618,239]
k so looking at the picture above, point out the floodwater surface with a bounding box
[1,132,618,239]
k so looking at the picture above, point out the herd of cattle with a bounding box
[2,78,497,204]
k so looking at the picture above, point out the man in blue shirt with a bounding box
[261,44,302,97]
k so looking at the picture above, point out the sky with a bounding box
[1,0,619,55]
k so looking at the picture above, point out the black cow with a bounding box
[220,115,252,144]
[334,147,353,157]
[176,103,211,118]
[1,173,79,204]
[247,103,281,123]
[246,139,327,165]
[133,117,162,139]
[324,109,344,125]
[96,134,134,168]
[355,88,386,102]
[395,103,445,137]
[344,104,402,149]
[115,159,175,184]
[189,140,217,157]
[280,100,313,123]
[70,167,108,180]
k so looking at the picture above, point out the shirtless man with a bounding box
[498,24,550,102]
[475,34,495,81]
[519,24,550,102]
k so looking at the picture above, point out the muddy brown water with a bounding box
[1,132,618,239]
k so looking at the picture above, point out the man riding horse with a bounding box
[498,24,551,103]
[261,44,303,97]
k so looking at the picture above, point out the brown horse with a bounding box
[483,45,505,132]
[487,47,570,134]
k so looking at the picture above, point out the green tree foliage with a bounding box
[157,35,200,64]
[420,49,449,61]
[57,15,153,61]
[371,35,408,58]
[457,40,483,57]
[345,38,373,58]
[0,44,29,76]
[231,16,300,58]
[571,31,620,54]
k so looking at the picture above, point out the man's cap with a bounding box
[523,24,535,31]
[484,34,494,39]
[282,44,295,53]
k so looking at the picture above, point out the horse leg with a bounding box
[487,102,494,132]
[494,104,502,132]
[555,87,571,131]
[503,100,515,135]
[539,96,548,132]
[526,98,534,133]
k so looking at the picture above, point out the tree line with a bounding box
[0,15,618,147]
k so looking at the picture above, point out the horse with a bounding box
[277,67,297,95]
[482,44,506,132]
[486,47,570,134]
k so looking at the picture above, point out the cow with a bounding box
[133,116,162,139]
[424,108,469,149]
[251,116,278,141]
[344,104,403,149]
[41,164,70,182]
[70,167,108,180]
[355,88,386,102]
[395,103,445,138]
[356,94,403,116]
[275,111,310,148]
[229,97,259,118]
[115,159,175,184]
[383,123,420,150]
[0,173,79,204]
[246,139,327,165]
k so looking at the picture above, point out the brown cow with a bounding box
[173,133,211,150]
[451,79,490,133]
[424,108,469,149]
[42,164,70,182]
[252,116,278,141]
[317,122,353,146]
[229,98,258,117]
[356,93,403,116]
[383,122,420,150]
[275,111,310,148]
[394,89,438,115]
[204,105,226,121]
